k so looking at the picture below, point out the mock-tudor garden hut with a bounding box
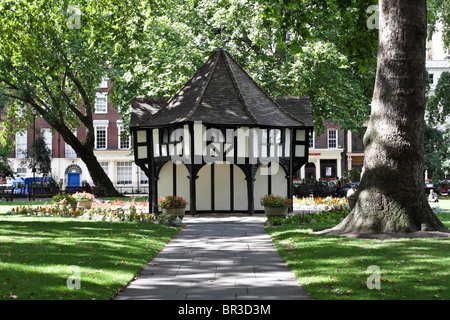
[130,48,314,215]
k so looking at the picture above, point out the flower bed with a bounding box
[264,196,351,226]
[293,196,349,213]
[72,191,96,201]
[8,199,154,223]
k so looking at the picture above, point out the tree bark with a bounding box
[332,0,446,233]
[44,110,122,197]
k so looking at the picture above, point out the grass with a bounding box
[265,212,450,300]
[0,197,448,300]
[0,214,179,300]
[429,198,450,212]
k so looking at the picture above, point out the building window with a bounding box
[327,129,337,149]
[139,168,148,185]
[309,131,315,149]
[16,167,27,178]
[65,130,77,158]
[95,126,107,150]
[117,162,132,185]
[15,132,27,158]
[99,161,109,175]
[95,92,108,113]
[117,123,130,150]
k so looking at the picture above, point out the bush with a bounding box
[266,209,350,226]
[158,196,187,208]
[260,194,292,207]
[52,194,76,203]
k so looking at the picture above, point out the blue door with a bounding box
[67,173,81,187]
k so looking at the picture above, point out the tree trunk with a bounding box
[332,0,446,233]
[46,116,122,198]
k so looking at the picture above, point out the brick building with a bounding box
[7,79,147,193]
[294,119,365,182]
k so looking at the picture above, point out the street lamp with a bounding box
[31,108,37,200]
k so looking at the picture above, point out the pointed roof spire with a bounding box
[132,49,312,128]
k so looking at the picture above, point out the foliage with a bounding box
[110,0,378,135]
[10,199,153,223]
[0,0,148,195]
[266,209,350,226]
[154,212,183,227]
[72,191,95,201]
[294,196,348,211]
[52,194,76,203]
[427,0,450,48]
[342,167,362,183]
[158,196,187,208]
[0,144,14,178]
[22,136,52,176]
[261,194,292,207]
[427,72,450,126]
[424,124,450,179]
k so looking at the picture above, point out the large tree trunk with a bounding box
[332,0,446,233]
[47,116,122,198]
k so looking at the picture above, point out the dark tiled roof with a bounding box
[131,49,313,128]
[273,96,314,128]
[130,97,169,127]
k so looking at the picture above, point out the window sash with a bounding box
[328,130,337,149]
[15,132,27,158]
[95,126,107,150]
[118,126,130,150]
[95,93,108,113]
[116,162,132,185]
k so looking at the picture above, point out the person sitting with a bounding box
[428,189,439,202]
[347,186,357,198]
[81,180,91,190]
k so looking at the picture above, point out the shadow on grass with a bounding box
[0,215,179,300]
[265,215,450,300]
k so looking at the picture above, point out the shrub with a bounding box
[72,191,95,200]
[158,196,187,208]
[52,194,76,203]
[260,194,292,207]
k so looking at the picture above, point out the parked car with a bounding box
[293,179,337,197]
[12,177,58,195]
[424,180,442,195]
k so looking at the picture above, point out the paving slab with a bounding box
[115,214,310,300]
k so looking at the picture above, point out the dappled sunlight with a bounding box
[0,215,179,300]
[266,219,450,299]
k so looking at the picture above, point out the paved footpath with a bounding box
[116,214,310,300]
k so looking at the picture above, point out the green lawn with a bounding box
[1,198,448,300]
[429,198,450,212]
[0,214,179,300]
[266,212,450,300]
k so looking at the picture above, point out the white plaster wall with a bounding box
[254,163,269,211]
[233,165,247,211]
[175,163,190,210]
[196,164,212,210]
[254,162,287,210]
[214,163,230,210]
[157,161,173,200]
[271,162,288,197]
